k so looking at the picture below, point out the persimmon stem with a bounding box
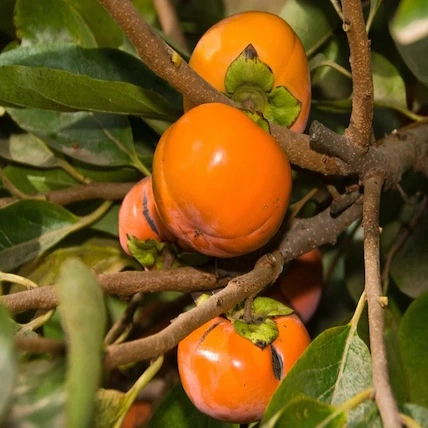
[243,296,254,323]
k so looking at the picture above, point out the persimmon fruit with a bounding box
[177,312,310,423]
[118,176,172,254]
[152,103,292,258]
[184,11,311,132]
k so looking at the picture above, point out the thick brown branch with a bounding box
[103,251,284,369]
[0,182,134,208]
[363,172,401,428]
[342,0,374,151]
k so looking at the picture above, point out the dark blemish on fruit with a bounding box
[271,344,284,381]
[142,189,159,235]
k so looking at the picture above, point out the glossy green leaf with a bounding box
[0,133,61,168]
[0,200,79,272]
[148,382,239,428]
[263,325,374,425]
[398,292,428,407]
[0,45,181,118]
[372,51,408,110]
[65,0,124,47]
[0,0,15,37]
[57,258,106,428]
[8,108,138,167]
[263,396,346,428]
[390,216,428,298]
[94,389,127,428]
[390,0,428,86]
[2,164,78,193]
[0,305,16,423]
[279,0,340,55]
[15,0,97,48]
[3,359,66,427]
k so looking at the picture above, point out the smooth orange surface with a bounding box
[177,315,310,423]
[279,249,323,323]
[118,176,173,254]
[184,11,311,132]
[152,103,292,257]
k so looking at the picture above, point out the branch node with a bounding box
[378,296,388,308]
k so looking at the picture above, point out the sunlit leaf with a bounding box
[398,292,428,407]
[3,359,66,427]
[0,305,16,423]
[57,258,106,428]
[0,200,79,272]
[263,325,374,426]
[15,0,97,47]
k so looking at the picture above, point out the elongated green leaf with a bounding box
[0,305,16,423]
[279,0,340,55]
[0,45,181,117]
[263,325,374,426]
[391,216,428,298]
[398,292,428,407]
[400,403,428,427]
[149,382,239,428]
[15,0,97,48]
[0,133,61,168]
[64,0,124,47]
[56,258,106,428]
[390,0,428,86]
[0,200,79,272]
[263,396,347,428]
[2,164,78,193]
[3,359,66,427]
[8,109,138,167]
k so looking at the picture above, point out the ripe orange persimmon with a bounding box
[118,176,173,254]
[184,11,311,132]
[177,313,311,423]
[152,103,292,258]
[266,249,323,323]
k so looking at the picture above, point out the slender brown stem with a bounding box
[363,172,401,428]
[14,336,66,355]
[342,0,374,151]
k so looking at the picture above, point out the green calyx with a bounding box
[224,44,302,129]
[127,236,175,270]
[230,297,294,349]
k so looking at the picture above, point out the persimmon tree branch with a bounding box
[363,172,401,428]
[0,181,134,208]
[342,0,374,151]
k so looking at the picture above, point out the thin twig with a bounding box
[153,0,188,51]
[363,172,401,428]
[15,336,66,355]
[342,0,374,152]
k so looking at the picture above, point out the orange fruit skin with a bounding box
[152,103,292,258]
[177,314,311,423]
[184,11,311,132]
[118,176,173,254]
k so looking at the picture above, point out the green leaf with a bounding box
[64,0,124,47]
[8,108,139,168]
[56,258,106,428]
[3,359,66,427]
[279,0,340,55]
[148,382,238,428]
[2,164,78,193]
[0,305,16,423]
[0,45,181,118]
[0,200,79,272]
[14,0,97,48]
[263,396,347,428]
[372,51,408,111]
[263,325,374,426]
[400,402,428,427]
[0,133,61,168]
[398,291,428,407]
[390,216,428,298]
[0,0,15,38]
[94,389,127,428]
[390,0,428,86]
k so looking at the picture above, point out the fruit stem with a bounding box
[243,296,255,323]
[232,85,267,113]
